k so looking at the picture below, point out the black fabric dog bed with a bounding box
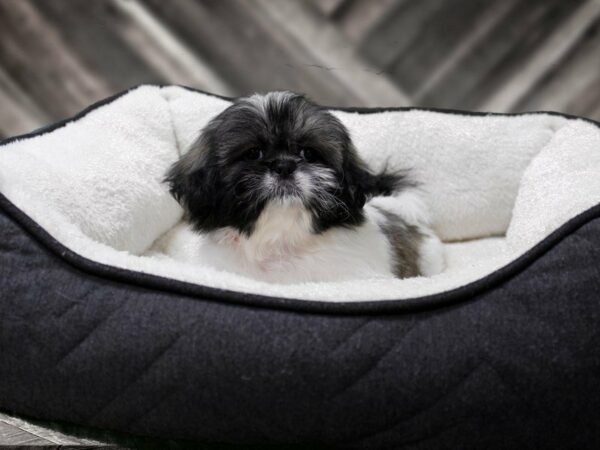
[1,85,599,449]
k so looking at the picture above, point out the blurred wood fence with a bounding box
[1,0,600,139]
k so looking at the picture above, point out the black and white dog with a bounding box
[164,91,443,283]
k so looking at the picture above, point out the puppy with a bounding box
[164,91,444,283]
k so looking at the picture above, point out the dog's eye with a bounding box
[300,147,317,162]
[245,147,263,161]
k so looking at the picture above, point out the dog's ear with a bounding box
[339,147,374,210]
[340,145,412,209]
[164,134,222,231]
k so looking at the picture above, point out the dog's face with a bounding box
[166,91,389,236]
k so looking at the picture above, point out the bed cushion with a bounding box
[1,85,599,301]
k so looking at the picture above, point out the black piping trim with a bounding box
[1,83,599,315]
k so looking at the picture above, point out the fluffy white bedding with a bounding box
[1,85,599,301]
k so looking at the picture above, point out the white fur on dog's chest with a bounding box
[216,202,315,271]
[208,201,396,283]
[156,192,444,284]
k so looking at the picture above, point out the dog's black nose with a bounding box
[271,159,297,178]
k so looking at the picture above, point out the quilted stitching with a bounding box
[1,206,600,448]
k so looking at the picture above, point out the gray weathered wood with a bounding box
[0,0,112,120]
[387,0,494,94]
[0,0,599,137]
[142,0,401,106]
[467,0,586,111]
[515,15,600,116]
[110,0,234,95]
[0,419,54,446]
[334,0,406,43]
[482,0,600,112]
[309,0,349,17]
[358,0,445,69]
[0,66,49,136]
[0,410,224,448]
[413,0,517,103]
[0,412,108,446]
[252,0,410,107]
[141,0,350,102]
[32,0,165,90]
[418,0,578,109]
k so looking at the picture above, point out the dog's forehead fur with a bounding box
[211,91,347,166]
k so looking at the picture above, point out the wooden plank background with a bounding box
[0,0,599,140]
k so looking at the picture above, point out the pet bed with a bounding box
[0,85,599,449]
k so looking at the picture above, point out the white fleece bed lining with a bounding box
[1,85,599,302]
